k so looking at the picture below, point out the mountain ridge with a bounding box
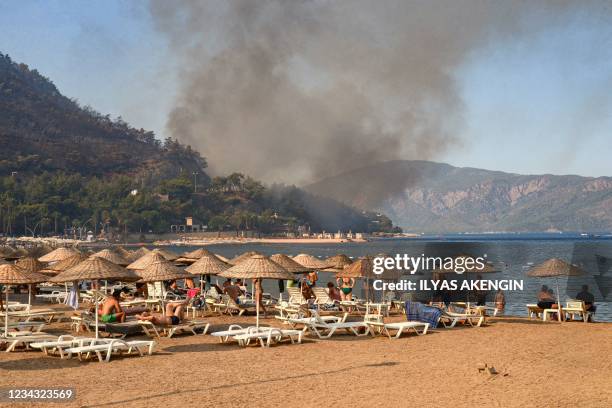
[305,160,612,233]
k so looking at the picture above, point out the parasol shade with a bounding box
[0,264,48,285]
[185,254,230,275]
[136,257,193,282]
[292,254,331,270]
[219,255,294,280]
[50,257,138,283]
[38,247,80,263]
[91,248,130,266]
[270,254,311,273]
[527,258,584,277]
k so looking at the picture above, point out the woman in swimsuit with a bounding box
[336,277,355,301]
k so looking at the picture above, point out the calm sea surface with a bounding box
[170,234,612,322]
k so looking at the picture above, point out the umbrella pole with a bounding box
[4,286,9,338]
[556,277,562,322]
[95,293,99,339]
[28,285,31,312]
[200,275,204,293]
[255,280,260,328]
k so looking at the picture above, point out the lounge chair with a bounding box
[526,304,544,319]
[30,335,109,358]
[563,300,594,322]
[64,339,155,363]
[364,314,429,338]
[233,327,303,347]
[439,311,484,328]
[311,287,339,310]
[2,333,57,352]
[138,319,210,338]
[287,287,308,305]
[210,325,271,343]
[301,313,370,338]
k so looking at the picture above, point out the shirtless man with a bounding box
[224,282,242,303]
[136,302,185,326]
[99,289,126,323]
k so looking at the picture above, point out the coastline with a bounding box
[152,237,368,246]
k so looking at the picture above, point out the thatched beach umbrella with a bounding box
[185,254,230,293]
[15,257,45,273]
[527,258,584,321]
[176,248,214,264]
[219,255,293,327]
[270,254,311,273]
[50,257,138,338]
[41,253,88,274]
[0,264,48,336]
[229,251,263,265]
[129,247,151,261]
[292,254,332,270]
[215,254,230,263]
[153,248,178,261]
[91,248,130,266]
[38,247,80,263]
[0,247,16,260]
[137,257,193,315]
[323,254,353,272]
[128,249,180,270]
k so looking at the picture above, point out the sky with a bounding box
[1,0,612,180]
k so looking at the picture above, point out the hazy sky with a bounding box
[1,0,612,180]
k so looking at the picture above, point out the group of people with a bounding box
[537,284,596,312]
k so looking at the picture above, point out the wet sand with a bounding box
[1,313,611,408]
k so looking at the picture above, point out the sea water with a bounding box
[170,233,612,321]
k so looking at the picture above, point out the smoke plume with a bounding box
[148,0,596,186]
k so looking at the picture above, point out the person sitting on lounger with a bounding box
[254,278,267,317]
[99,289,126,323]
[137,302,185,326]
[576,285,597,313]
[537,285,555,309]
[224,283,242,303]
[326,282,342,302]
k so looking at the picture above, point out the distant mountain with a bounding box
[0,53,207,182]
[305,160,612,233]
[0,53,398,235]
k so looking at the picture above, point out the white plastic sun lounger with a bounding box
[30,336,112,358]
[138,320,210,338]
[64,339,156,363]
[366,321,430,338]
[233,328,303,348]
[3,334,57,352]
[303,316,370,339]
[439,311,484,328]
[210,325,271,343]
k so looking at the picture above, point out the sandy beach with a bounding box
[1,310,611,408]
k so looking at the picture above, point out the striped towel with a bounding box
[405,301,441,328]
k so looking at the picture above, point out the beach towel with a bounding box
[187,288,200,299]
[405,301,441,328]
[65,283,79,310]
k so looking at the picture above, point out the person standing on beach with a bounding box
[254,278,267,317]
[494,290,505,313]
[336,277,355,301]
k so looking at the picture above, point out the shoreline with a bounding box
[151,237,368,246]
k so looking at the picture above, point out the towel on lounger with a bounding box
[405,301,441,328]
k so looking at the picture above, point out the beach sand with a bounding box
[1,313,611,408]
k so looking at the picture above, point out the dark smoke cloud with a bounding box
[148,0,601,187]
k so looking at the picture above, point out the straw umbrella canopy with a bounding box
[15,257,45,273]
[10,247,29,260]
[38,247,80,263]
[323,254,353,272]
[126,249,176,270]
[527,258,584,321]
[50,257,138,338]
[91,248,130,266]
[176,248,214,264]
[136,256,193,315]
[41,253,89,274]
[270,254,311,273]
[115,246,133,260]
[0,264,48,336]
[0,247,16,260]
[130,247,151,261]
[292,254,332,270]
[153,248,178,261]
[185,253,231,293]
[219,254,293,327]
[185,255,230,275]
[229,251,263,265]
